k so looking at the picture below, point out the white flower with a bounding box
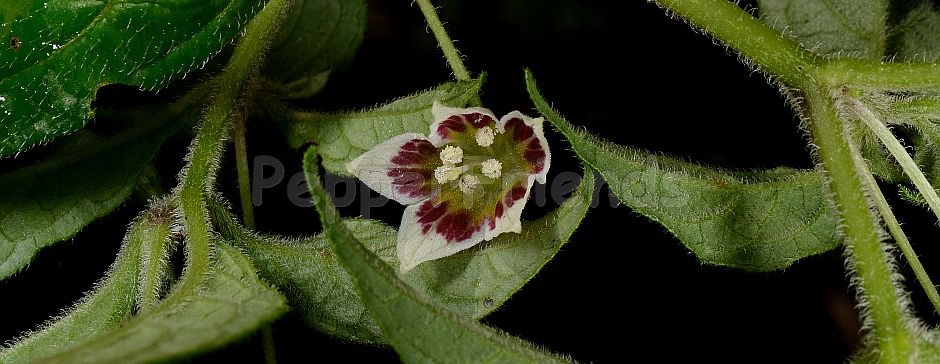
[346,102,551,272]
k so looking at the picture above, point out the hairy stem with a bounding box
[415,0,471,81]
[852,141,940,315]
[848,97,940,224]
[232,109,276,363]
[820,60,940,90]
[233,116,256,229]
[806,86,911,362]
[171,0,291,305]
[650,0,818,87]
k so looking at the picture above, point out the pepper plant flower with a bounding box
[346,102,551,272]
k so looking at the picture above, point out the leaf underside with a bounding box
[527,70,842,271]
[265,0,366,96]
[757,0,886,59]
[279,77,484,175]
[0,117,179,281]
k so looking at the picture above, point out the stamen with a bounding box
[481,159,502,179]
[459,174,480,193]
[434,165,461,183]
[439,145,463,165]
[475,127,495,147]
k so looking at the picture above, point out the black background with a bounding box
[5,0,940,363]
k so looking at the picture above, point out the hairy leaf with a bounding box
[279,77,484,174]
[212,169,593,343]
[214,211,393,343]
[0,116,180,281]
[757,0,887,59]
[303,147,571,363]
[527,70,841,271]
[894,3,940,62]
[0,203,174,362]
[39,242,287,364]
[266,0,366,99]
[0,0,266,157]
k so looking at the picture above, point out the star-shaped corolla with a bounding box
[346,102,550,272]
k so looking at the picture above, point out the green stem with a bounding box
[415,0,471,81]
[820,60,940,90]
[171,0,291,305]
[650,0,818,87]
[137,201,175,313]
[232,100,276,364]
[848,97,940,224]
[233,116,256,229]
[261,328,277,364]
[856,154,940,315]
[805,86,911,362]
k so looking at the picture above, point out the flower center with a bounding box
[433,145,504,192]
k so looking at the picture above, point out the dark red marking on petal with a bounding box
[505,118,534,142]
[387,139,436,198]
[467,113,495,128]
[390,139,436,166]
[504,185,527,208]
[415,200,484,242]
[436,210,481,242]
[488,201,505,230]
[437,116,467,139]
[437,113,495,140]
[418,200,449,224]
[524,149,546,173]
[387,168,432,197]
[527,138,541,150]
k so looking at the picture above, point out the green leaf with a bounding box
[265,0,366,99]
[0,116,180,281]
[526,70,841,271]
[211,169,594,343]
[303,147,571,363]
[0,0,266,157]
[757,0,887,59]
[39,242,287,364]
[894,3,940,62]
[213,211,393,343]
[0,202,174,362]
[278,77,484,174]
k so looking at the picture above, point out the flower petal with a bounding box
[429,102,499,147]
[484,175,535,241]
[396,170,539,272]
[397,198,487,272]
[346,133,439,205]
[498,111,551,184]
